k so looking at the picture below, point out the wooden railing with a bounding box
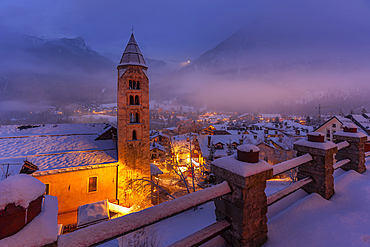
[267,154,313,206]
[267,177,312,206]
[168,219,230,247]
[337,141,349,150]
[57,182,231,247]
[333,158,351,170]
[272,153,312,176]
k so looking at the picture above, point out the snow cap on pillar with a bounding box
[307,132,325,142]
[237,144,260,163]
[343,123,358,133]
[118,33,147,68]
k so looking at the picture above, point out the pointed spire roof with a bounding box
[118,33,147,68]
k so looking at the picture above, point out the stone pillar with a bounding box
[333,124,367,174]
[211,144,273,247]
[294,133,337,200]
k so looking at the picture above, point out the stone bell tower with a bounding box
[117,33,150,207]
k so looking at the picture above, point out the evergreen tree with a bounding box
[226,140,234,156]
[208,142,215,162]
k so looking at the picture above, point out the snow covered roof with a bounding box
[0,164,23,181]
[238,113,254,119]
[0,123,117,174]
[150,163,163,176]
[150,143,166,152]
[197,134,242,158]
[118,33,147,68]
[208,124,228,130]
[260,114,281,119]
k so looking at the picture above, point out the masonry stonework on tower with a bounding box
[117,34,150,207]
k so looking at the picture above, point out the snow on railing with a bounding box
[333,159,351,170]
[57,181,231,247]
[272,154,313,176]
[336,141,349,150]
[267,177,313,206]
[168,219,230,247]
[365,151,370,158]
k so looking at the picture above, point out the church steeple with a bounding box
[119,33,147,68]
[117,33,150,208]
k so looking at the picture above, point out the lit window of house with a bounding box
[88,177,97,193]
[215,143,224,149]
[45,184,50,195]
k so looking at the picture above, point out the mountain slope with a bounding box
[0,32,116,112]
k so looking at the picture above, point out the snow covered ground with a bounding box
[112,160,370,247]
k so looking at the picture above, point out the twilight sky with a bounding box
[3,0,369,63]
[1,0,370,114]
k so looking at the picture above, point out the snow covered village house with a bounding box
[314,116,346,141]
[0,123,119,226]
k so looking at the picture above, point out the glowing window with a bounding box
[45,184,50,195]
[88,177,97,192]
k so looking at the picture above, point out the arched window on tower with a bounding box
[129,80,132,89]
[132,130,137,140]
[129,95,134,105]
[137,81,140,89]
[135,95,140,105]
[133,80,136,89]
[130,112,135,123]
[135,113,139,123]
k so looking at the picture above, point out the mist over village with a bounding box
[1,1,370,247]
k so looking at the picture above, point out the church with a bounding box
[0,33,151,227]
